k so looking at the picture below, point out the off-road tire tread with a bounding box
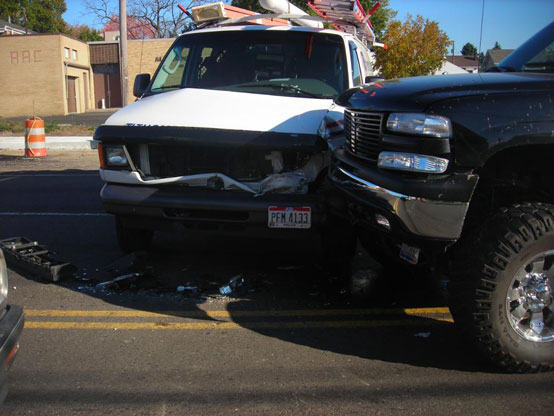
[450,202,554,373]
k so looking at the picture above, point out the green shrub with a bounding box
[44,120,60,133]
[0,120,24,133]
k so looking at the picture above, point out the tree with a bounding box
[102,14,156,39]
[0,0,67,33]
[373,14,450,79]
[66,24,104,41]
[461,42,477,56]
[493,41,502,49]
[86,0,203,38]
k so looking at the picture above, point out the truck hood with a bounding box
[336,73,554,112]
[105,88,334,134]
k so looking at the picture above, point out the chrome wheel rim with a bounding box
[506,250,554,343]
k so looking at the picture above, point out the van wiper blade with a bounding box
[237,83,322,98]
[151,84,182,90]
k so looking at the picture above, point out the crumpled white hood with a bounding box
[105,88,334,134]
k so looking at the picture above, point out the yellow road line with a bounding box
[24,307,451,319]
[24,318,453,330]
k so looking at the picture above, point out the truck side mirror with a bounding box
[365,76,385,84]
[133,73,151,97]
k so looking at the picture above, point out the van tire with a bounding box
[115,216,153,253]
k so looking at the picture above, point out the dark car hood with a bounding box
[336,73,554,112]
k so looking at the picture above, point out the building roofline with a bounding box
[0,18,34,33]
[0,32,89,45]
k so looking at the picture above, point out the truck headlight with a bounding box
[387,113,451,138]
[105,145,129,167]
[0,249,8,300]
[378,151,449,173]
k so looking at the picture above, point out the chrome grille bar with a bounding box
[344,109,383,162]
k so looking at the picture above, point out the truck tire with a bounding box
[449,203,554,373]
[115,216,153,253]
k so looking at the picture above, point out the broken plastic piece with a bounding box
[219,274,245,296]
[256,170,307,196]
[95,272,142,291]
[0,237,77,282]
[177,285,199,296]
[414,332,431,338]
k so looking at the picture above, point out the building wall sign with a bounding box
[10,50,42,64]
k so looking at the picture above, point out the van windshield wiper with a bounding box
[237,83,323,98]
[151,84,182,91]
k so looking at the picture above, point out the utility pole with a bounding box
[119,0,129,107]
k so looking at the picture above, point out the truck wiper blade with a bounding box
[237,83,322,98]
[485,66,516,73]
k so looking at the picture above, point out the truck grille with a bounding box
[344,109,383,162]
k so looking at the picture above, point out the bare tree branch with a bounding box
[86,0,204,38]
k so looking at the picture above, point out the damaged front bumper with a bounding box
[329,149,478,245]
[100,183,327,236]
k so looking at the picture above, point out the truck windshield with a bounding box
[496,21,554,73]
[149,30,348,99]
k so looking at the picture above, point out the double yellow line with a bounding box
[24,307,453,331]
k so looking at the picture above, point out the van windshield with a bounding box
[149,30,348,99]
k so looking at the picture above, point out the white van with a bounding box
[95,3,376,251]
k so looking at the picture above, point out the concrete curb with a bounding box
[0,136,97,151]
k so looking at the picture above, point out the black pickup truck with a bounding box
[329,22,554,372]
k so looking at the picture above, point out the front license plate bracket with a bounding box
[268,206,311,229]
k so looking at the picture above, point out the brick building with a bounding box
[0,34,94,117]
[126,38,175,104]
[0,32,176,117]
[89,37,175,108]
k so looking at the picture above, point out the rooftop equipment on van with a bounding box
[182,0,381,47]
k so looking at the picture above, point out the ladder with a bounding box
[308,0,377,44]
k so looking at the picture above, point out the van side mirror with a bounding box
[133,73,151,97]
[365,76,385,84]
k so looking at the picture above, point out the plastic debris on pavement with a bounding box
[219,274,245,296]
[177,285,200,296]
[0,236,77,282]
[414,332,431,338]
[95,272,143,291]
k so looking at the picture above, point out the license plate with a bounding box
[268,206,311,229]
[399,243,420,265]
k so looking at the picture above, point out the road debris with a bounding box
[95,272,143,291]
[414,332,431,338]
[219,274,245,296]
[177,285,200,296]
[0,236,77,282]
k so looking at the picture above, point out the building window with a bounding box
[72,49,78,61]
[64,47,69,59]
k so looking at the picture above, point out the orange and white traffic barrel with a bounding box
[24,117,47,157]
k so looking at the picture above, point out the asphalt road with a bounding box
[1,152,553,415]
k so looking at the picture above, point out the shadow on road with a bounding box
[1,166,492,373]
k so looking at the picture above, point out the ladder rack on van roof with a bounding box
[184,1,379,47]
[307,0,377,45]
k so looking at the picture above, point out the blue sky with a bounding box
[64,0,554,53]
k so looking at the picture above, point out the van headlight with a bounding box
[105,145,129,167]
[386,113,451,138]
[0,249,8,300]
